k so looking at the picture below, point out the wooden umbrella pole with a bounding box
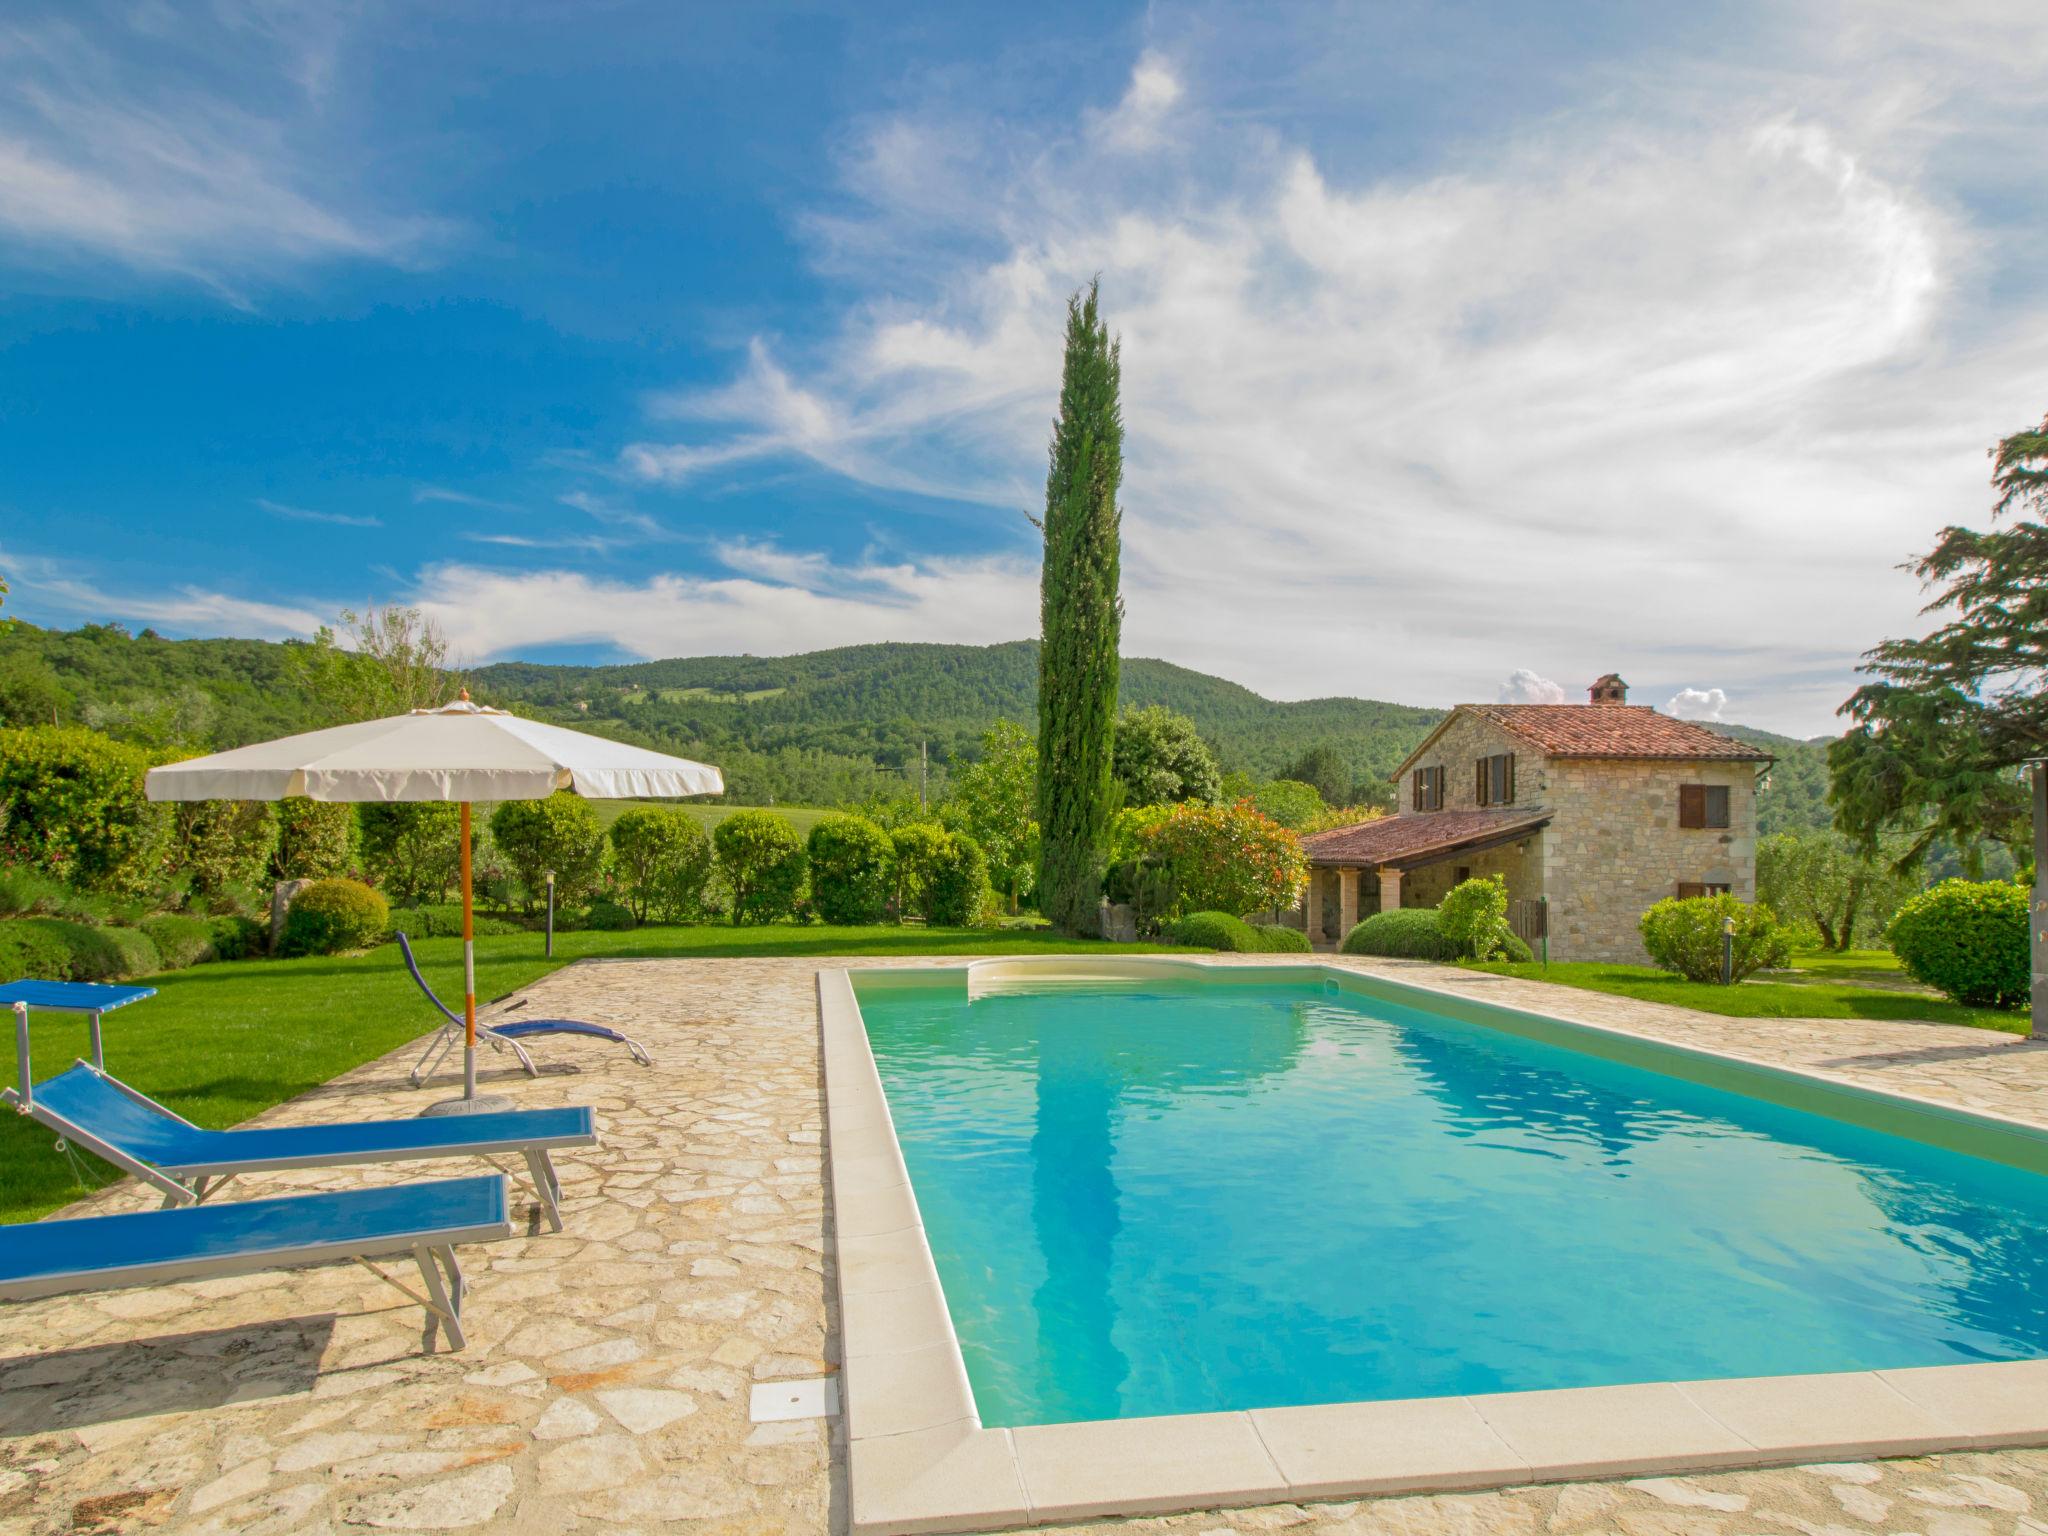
[461,801,477,1100]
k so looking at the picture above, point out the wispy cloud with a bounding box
[256,497,380,528]
[411,550,1036,663]
[3,546,325,638]
[0,8,445,295]
[414,485,517,512]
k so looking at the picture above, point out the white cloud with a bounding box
[5,551,326,639]
[1092,53,1184,153]
[410,550,1036,664]
[607,12,2048,735]
[256,497,380,529]
[1666,687,1731,722]
[1498,670,1567,706]
[0,9,443,293]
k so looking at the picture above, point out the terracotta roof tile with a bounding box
[1302,808,1551,868]
[1465,705,1772,761]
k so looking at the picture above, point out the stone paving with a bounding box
[2,953,2046,1535]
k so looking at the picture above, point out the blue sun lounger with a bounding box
[2,1061,595,1232]
[397,932,651,1088]
[0,1175,511,1350]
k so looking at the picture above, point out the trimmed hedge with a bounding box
[140,914,217,969]
[279,878,390,957]
[0,918,161,981]
[608,806,713,923]
[1167,910,1262,950]
[1247,922,1312,953]
[1168,912,1316,953]
[1342,907,1533,963]
[579,898,637,932]
[207,914,267,960]
[713,810,808,925]
[387,904,522,940]
[807,815,894,925]
[1342,907,1459,960]
[1886,879,2029,1008]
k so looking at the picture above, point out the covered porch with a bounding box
[1298,808,1551,948]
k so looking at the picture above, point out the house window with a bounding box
[1676,882,1732,899]
[1477,752,1515,807]
[1677,784,1731,829]
[1411,765,1445,811]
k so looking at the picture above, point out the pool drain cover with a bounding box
[749,1376,839,1422]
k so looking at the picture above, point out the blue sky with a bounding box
[4,1,2046,735]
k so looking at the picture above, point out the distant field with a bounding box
[587,800,833,835]
[650,686,787,703]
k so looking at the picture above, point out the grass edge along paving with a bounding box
[1464,951,2021,1035]
[0,924,1173,1224]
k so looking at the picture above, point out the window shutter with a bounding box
[1505,753,1516,804]
[1476,759,1488,805]
[1705,785,1731,829]
[1677,881,1705,900]
[1678,784,1705,829]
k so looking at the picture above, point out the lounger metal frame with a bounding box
[396,932,651,1087]
[2,1060,587,1232]
[0,1178,512,1350]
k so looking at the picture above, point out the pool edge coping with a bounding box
[820,956,2048,1536]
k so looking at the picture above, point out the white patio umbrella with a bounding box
[146,697,722,1105]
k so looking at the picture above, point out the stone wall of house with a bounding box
[1398,710,1760,962]
[1538,757,1758,962]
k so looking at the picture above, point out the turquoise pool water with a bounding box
[854,973,2048,1427]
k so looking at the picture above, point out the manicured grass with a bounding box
[1,923,1172,1224]
[1464,951,2020,1036]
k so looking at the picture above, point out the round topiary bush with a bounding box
[1886,879,2029,1008]
[806,814,895,925]
[1248,922,1313,953]
[1167,910,1262,950]
[1341,908,1457,960]
[712,810,808,925]
[579,897,637,931]
[926,831,994,927]
[608,806,713,923]
[1638,893,1790,983]
[279,878,390,957]
[206,914,267,960]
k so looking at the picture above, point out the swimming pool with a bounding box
[852,965,2048,1429]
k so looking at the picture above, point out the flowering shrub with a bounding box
[1139,799,1307,917]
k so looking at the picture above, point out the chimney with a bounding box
[1588,673,1628,705]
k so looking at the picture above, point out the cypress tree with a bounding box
[1034,282,1124,935]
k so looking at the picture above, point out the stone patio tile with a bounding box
[1469,1381,1758,1478]
[1680,1371,1964,1461]
[1249,1395,1531,1498]
[1012,1411,1291,1520]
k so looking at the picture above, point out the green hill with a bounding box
[0,623,1834,829]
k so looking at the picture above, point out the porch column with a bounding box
[1303,869,1323,945]
[1337,867,1359,940]
[1379,866,1403,912]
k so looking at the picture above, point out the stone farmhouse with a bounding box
[1299,674,1774,962]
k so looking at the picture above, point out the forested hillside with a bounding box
[0,623,1832,829]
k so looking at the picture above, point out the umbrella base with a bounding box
[419,1094,517,1117]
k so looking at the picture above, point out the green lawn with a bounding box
[1,923,1171,1224]
[1465,949,2021,1035]
[585,800,834,835]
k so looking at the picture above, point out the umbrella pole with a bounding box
[461,801,477,1100]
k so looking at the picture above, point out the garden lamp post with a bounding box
[1721,913,1735,987]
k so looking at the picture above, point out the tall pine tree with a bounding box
[1035,282,1124,935]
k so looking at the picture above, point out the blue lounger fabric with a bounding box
[0,1175,509,1296]
[29,1065,595,1174]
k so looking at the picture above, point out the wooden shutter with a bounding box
[1678,784,1705,829]
[1476,758,1488,805]
[1704,785,1730,829]
[1505,753,1516,804]
[1676,881,1706,899]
